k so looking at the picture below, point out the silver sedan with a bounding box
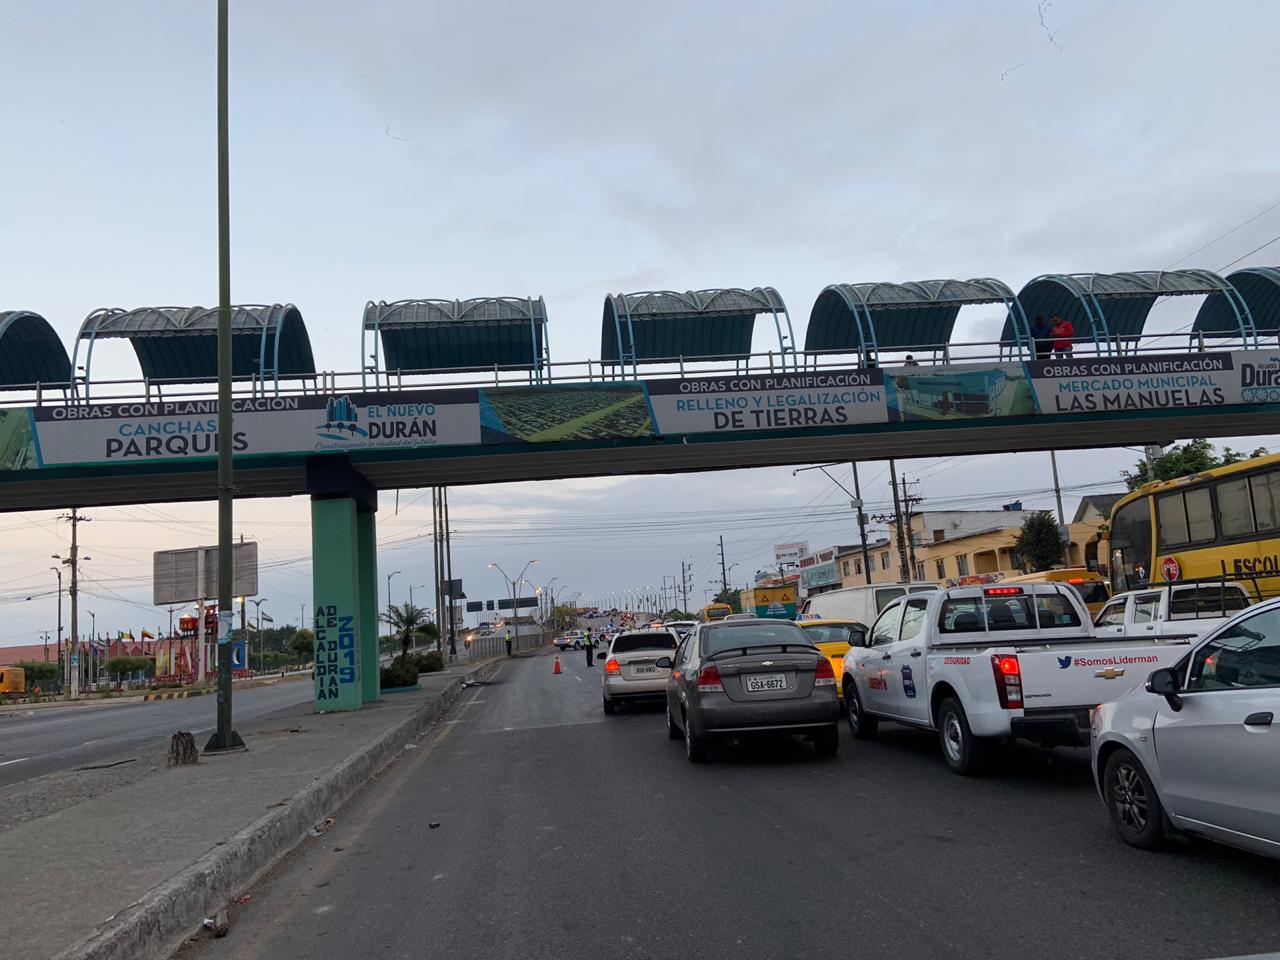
[602,629,679,714]
[659,619,839,762]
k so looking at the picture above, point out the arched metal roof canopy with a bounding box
[1193,266,1280,339]
[0,311,72,389]
[362,297,549,386]
[601,288,794,376]
[806,279,1022,363]
[1005,270,1253,351]
[73,304,314,397]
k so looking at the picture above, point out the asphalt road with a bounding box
[182,650,1280,960]
[0,680,314,788]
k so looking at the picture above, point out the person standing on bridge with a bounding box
[582,627,596,667]
[1050,314,1075,359]
[1030,315,1052,360]
[504,629,513,657]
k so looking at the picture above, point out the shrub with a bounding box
[380,659,420,689]
[413,652,445,674]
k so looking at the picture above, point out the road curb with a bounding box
[51,660,498,960]
[141,688,210,702]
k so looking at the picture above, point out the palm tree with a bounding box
[382,601,430,664]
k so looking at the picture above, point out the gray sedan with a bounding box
[658,618,840,762]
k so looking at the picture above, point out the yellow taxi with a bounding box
[797,619,867,700]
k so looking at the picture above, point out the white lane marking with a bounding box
[498,719,606,732]
[314,904,333,915]
[0,757,30,767]
[574,676,582,682]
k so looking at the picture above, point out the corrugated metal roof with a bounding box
[365,298,547,373]
[1008,270,1230,343]
[77,304,314,382]
[0,311,71,387]
[806,278,1014,354]
[1193,267,1280,336]
[601,288,786,363]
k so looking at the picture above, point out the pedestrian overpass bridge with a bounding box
[4,266,1279,710]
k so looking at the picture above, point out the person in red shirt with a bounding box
[1050,314,1075,357]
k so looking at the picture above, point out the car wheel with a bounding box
[814,724,840,757]
[684,711,709,763]
[844,680,878,740]
[602,695,616,716]
[1104,748,1167,850]
[666,702,681,740]
[937,697,990,776]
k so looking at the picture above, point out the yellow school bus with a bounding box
[1107,451,1280,599]
[0,666,26,695]
[698,603,733,622]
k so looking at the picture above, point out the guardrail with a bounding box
[0,330,1262,410]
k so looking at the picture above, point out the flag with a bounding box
[261,612,274,623]
[141,629,155,640]
[120,631,135,641]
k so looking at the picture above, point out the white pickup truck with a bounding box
[842,583,1194,774]
[1093,582,1254,641]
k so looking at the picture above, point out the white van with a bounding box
[799,583,938,625]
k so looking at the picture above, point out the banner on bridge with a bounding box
[6,349,1280,470]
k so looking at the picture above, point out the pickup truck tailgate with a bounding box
[1018,639,1191,708]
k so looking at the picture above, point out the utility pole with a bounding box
[58,507,88,699]
[1049,450,1069,566]
[680,560,690,612]
[901,472,922,580]
[207,0,243,752]
[851,462,872,585]
[887,460,910,583]
[50,565,63,663]
[718,535,729,598]
[444,487,456,656]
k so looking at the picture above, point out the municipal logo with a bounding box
[317,396,368,442]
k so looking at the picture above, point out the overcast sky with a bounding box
[2,0,1279,645]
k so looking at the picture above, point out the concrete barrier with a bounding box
[51,659,497,960]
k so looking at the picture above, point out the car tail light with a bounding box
[605,658,620,674]
[990,654,1023,709]
[814,657,836,687]
[984,586,1024,596]
[697,664,724,692]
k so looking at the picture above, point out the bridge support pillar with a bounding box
[356,509,380,704]
[308,457,379,713]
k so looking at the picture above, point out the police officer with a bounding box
[583,627,595,667]
[504,629,513,657]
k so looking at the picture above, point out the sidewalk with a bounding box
[0,656,503,960]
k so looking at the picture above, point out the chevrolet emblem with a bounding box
[1095,668,1126,680]
[762,661,774,666]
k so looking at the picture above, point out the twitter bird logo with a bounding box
[1057,655,1073,669]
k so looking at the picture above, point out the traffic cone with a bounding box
[553,655,562,675]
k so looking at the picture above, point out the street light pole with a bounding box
[250,598,269,672]
[206,0,243,752]
[387,570,402,612]
[50,566,62,665]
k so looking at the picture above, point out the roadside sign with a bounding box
[153,542,259,605]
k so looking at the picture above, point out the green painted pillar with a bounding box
[356,508,380,704]
[311,496,362,713]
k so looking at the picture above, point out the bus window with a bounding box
[1157,487,1215,549]
[1109,498,1152,592]
[1216,477,1255,537]
[1251,470,1280,531]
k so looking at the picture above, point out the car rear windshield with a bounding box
[938,593,1083,633]
[610,631,677,653]
[1169,586,1252,618]
[803,624,867,646]
[1067,581,1110,605]
[701,622,813,655]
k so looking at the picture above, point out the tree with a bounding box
[16,660,59,688]
[1122,439,1268,491]
[288,628,315,665]
[712,588,741,613]
[105,655,152,681]
[1014,511,1063,572]
[382,601,431,663]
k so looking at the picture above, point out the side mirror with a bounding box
[654,657,672,669]
[1146,667,1183,712]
